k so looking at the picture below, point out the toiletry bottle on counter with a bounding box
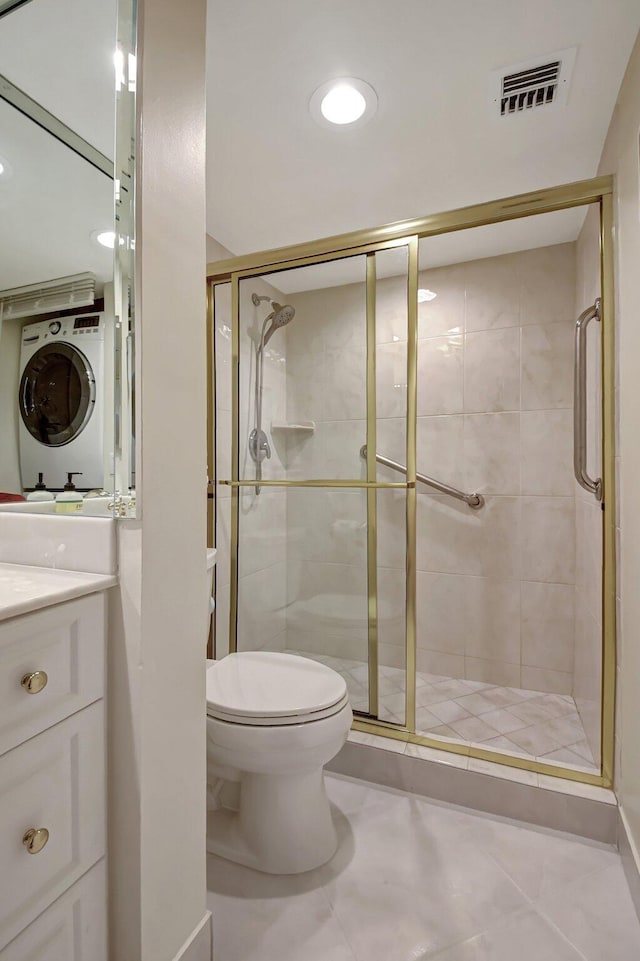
[26,473,55,502]
[55,473,83,514]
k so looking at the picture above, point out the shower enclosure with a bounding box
[208,175,616,788]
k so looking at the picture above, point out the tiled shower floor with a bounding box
[287,651,597,772]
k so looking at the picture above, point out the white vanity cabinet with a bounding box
[0,862,106,961]
[0,596,105,756]
[0,592,108,959]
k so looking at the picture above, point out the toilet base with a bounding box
[206,767,338,874]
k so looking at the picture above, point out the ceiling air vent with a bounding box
[0,273,96,321]
[491,47,576,118]
[501,61,560,115]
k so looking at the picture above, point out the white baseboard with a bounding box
[619,806,640,922]
[171,912,213,961]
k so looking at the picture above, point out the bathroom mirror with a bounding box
[0,0,137,517]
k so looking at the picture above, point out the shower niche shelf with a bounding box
[271,421,316,433]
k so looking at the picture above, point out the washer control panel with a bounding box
[22,313,105,345]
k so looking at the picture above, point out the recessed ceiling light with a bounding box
[0,161,4,176]
[310,78,377,129]
[92,229,116,249]
[418,289,437,302]
[321,84,366,124]
[0,154,12,179]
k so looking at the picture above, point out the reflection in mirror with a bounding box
[0,0,136,517]
[113,0,137,509]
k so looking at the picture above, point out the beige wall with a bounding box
[108,1,209,960]
[206,234,232,264]
[603,31,640,869]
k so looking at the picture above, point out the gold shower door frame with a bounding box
[218,235,418,725]
[207,174,616,789]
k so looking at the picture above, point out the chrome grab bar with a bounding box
[574,298,603,501]
[360,445,484,510]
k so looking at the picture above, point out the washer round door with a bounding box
[19,343,96,447]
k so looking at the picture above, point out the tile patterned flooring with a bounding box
[288,651,597,773]
[207,773,640,961]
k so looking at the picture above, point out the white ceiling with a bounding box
[206,0,640,278]
[0,0,115,295]
[0,100,113,293]
[1,0,638,299]
[0,0,116,158]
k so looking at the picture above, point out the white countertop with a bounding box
[0,563,117,622]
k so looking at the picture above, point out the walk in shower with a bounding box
[208,176,615,788]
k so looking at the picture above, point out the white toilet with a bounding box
[205,650,353,875]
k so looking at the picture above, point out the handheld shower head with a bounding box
[251,298,296,494]
[262,303,296,345]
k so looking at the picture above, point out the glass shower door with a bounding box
[412,207,606,774]
[209,176,615,787]
[215,240,417,725]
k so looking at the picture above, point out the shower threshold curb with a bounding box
[327,731,617,844]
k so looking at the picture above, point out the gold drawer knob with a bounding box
[23,827,49,855]
[21,671,48,694]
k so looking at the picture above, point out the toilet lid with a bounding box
[206,651,348,724]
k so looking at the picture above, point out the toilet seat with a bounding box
[206,651,349,727]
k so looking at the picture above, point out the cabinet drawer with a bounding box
[0,702,105,950]
[0,861,106,961]
[0,595,104,755]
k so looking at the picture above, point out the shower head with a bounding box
[262,302,296,345]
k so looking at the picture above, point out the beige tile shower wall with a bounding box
[283,245,577,694]
[214,277,288,657]
[408,244,577,690]
[284,280,370,665]
[574,206,603,764]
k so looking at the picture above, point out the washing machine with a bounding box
[18,314,105,491]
